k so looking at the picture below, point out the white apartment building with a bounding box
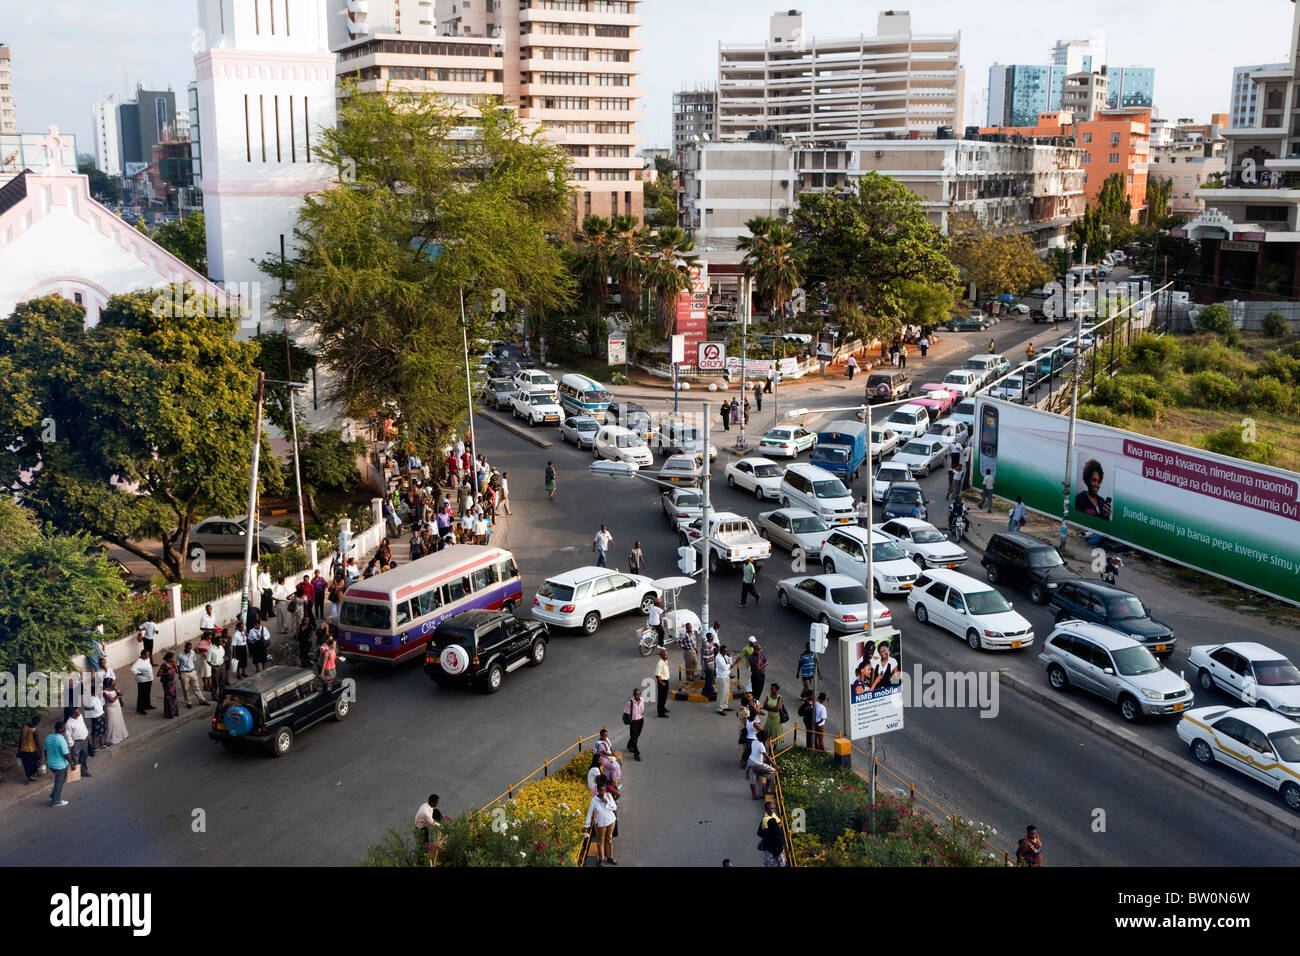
[1229,61,1287,128]
[717,10,963,144]
[673,87,716,155]
[331,0,645,224]
[0,44,15,134]
[1149,142,1226,217]
[91,96,121,176]
[678,140,795,250]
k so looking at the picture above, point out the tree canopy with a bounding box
[947,215,1052,299]
[151,212,208,275]
[739,216,804,324]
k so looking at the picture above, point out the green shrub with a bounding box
[1077,403,1123,427]
[609,371,630,385]
[1200,425,1278,465]
[1126,333,1179,373]
[259,546,311,581]
[1261,310,1291,338]
[1259,352,1300,386]
[1195,302,1237,340]
[1089,375,1165,419]
[1180,341,1242,376]
[1188,370,1239,408]
[1285,342,1300,360]
[1241,375,1294,413]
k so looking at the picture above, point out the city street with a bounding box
[4,315,1298,867]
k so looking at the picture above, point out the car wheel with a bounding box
[1118,694,1142,723]
[593,445,600,459]
[639,593,656,614]
[966,629,982,651]
[727,474,736,488]
[1191,739,1215,766]
[778,589,790,607]
[1197,670,1214,692]
[582,612,601,635]
[1282,782,1300,812]
[708,551,719,575]
[986,565,1000,585]
[818,613,831,627]
[1047,664,1068,691]
[528,639,547,667]
[502,600,516,615]
[560,430,567,443]
[1256,700,1273,712]
[779,496,790,507]
[915,603,929,624]
[822,557,835,574]
[272,727,293,757]
[333,694,351,721]
[754,486,764,501]
[759,528,769,539]
[1030,583,1046,604]
[483,662,505,694]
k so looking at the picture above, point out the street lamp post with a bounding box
[460,286,481,495]
[240,372,267,632]
[739,275,750,449]
[1062,245,1086,540]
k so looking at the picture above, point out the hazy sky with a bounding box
[6,0,1294,153]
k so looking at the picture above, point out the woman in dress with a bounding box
[759,815,787,867]
[763,683,785,744]
[158,651,180,719]
[17,716,41,783]
[378,538,393,569]
[103,679,129,746]
[594,728,621,788]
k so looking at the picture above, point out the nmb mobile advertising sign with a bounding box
[974,399,1300,605]
[838,627,903,740]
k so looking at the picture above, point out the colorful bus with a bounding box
[557,373,612,421]
[337,545,523,664]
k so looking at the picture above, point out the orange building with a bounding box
[981,106,1150,222]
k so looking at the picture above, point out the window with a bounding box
[1110,132,1121,146]
[592,97,629,111]
[395,600,414,627]
[592,48,630,62]
[1082,132,1092,144]
[340,601,392,629]
[594,0,631,11]
[595,121,631,134]
[540,46,588,61]
[1108,152,1119,164]
[595,168,629,180]
[594,24,630,37]
[445,576,469,603]
[543,96,589,110]
[946,589,965,612]
[539,71,588,85]
[594,73,629,86]
[415,588,442,616]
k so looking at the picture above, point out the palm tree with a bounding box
[738,215,804,330]
[645,225,698,338]
[570,215,614,310]
[608,213,648,321]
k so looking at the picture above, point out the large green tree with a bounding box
[0,288,281,580]
[261,85,575,454]
[1145,177,1173,228]
[793,173,959,344]
[151,212,208,274]
[77,158,121,204]
[948,214,1051,300]
[642,155,679,227]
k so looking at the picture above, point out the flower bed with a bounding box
[775,749,1005,867]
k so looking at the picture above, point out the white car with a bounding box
[940,370,980,399]
[1187,643,1300,718]
[882,404,930,442]
[756,508,829,558]
[662,487,704,529]
[531,567,662,635]
[870,427,900,462]
[873,517,967,569]
[908,568,1034,651]
[1177,706,1300,810]
[513,368,557,395]
[511,390,563,427]
[950,398,975,431]
[758,425,817,458]
[817,525,923,595]
[988,376,1026,402]
[1008,302,1030,315]
[890,438,949,478]
[654,417,719,462]
[776,573,892,633]
[654,453,704,488]
[593,425,653,466]
[559,415,599,449]
[725,457,786,501]
[872,462,915,503]
[923,420,969,447]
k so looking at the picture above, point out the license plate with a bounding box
[1172,702,1185,711]
[1154,644,1167,652]
[947,562,958,569]
[1011,641,1022,649]
[900,584,912,590]
[355,644,369,653]
[215,721,225,731]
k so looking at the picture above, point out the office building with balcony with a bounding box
[1230,61,1287,128]
[1061,70,1108,122]
[0,44,15,134]
[673,87,716,155]
[1150,141,1226,217]
[717,10,963,144]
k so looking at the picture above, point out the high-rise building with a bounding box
[1061,70,1109,122]
[1229,61,1287,128]
[91,95,121,176]
[0,44,17,134]
[1106,66,1155,110]
[673,87,716,155]
[193,0,336,313]
[116,87,179,170]
[330,0,646,225]
[1050,32,1107,75]
[717,10,963,144]
[987,64,1058,128]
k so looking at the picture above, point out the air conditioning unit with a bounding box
[874,150,884,158]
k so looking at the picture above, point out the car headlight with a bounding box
[1140,688,1162,700]
[1183,680,1191,693]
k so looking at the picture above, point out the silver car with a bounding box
[1039,621,1194,722]
[757,508,829,557]
[559,415,600,449]
[186,516,299,556]
[776,573,892,633]
[483,377,517,410]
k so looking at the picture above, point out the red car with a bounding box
[916,384,958,415]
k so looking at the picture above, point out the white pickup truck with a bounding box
[677,511,772,575]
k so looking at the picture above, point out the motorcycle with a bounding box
[947,507,967,542]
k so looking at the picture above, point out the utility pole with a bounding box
[700,400,711,628]
[460,286,480,494]
[280,239,308,547]
[739,275,750,449]
[1062,244,1086,541]
[241,372,267,631]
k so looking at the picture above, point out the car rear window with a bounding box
[830,585,869,605]
[1026,547,1064,569]
[217,690,261,721]
[434,626,477,648]
[537,581,575,601]
[790,516,826,533]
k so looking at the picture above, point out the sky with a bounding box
[5,0,1295,154]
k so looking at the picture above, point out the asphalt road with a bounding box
[5,307,1297,867]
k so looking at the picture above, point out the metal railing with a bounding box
[179,571,244,613]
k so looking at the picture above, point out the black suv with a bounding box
[865,370,911,404]
[424,610,549,694]
[1049,580,1176,657]
[209,665,353,757]
[981,530,1081,604]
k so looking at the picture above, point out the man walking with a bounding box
[130,650,154,714]
[623,688,645,761]
[45,720,71,807]
[980,467,996,511]
[177,642,207,708]
[654,649,671,718]
[753,380,763,412]
[545,461,557,500]
[740,557,760,606]
[593,524,613,569]
[1009,496,1027,531]
[714,645,733,713]
[898,343,908,368]
[796,643,821,697]
[720,401,730,432]
[918,334,929,359]
[312,569,327,620]
[846,354,857,381]
[947,465,962,501]
[499,472,513,515]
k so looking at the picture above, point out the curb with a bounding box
[998,669,1300,840]
[478,412,554,449]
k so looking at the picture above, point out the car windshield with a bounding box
[965,589,1012,615]
[910,528,945,544]
[871,431,887,442]
[1001,378,1023,390]
[530,373,555,386]
[627,414,651,430]
[678,427,699,441]
[491,379,512,389]
[537,581,575,601]
[790,516,828,534]
[588,390,611,402]
[1111,645,1162,676]
[1256,660,1300,686]
[530,393,554,405]
[886,412,913,425]
[901,442,930,455]
[1269,728,1300,763]
[1026,548,1064,569]
[956,401,974,416]
[830,585,870,605]
[1105,596,1148,621]
[872,541,907,562]
[753,464,783,478]
[813,478,849,498]
[817,447,849,463]
[339,600,391,630]
[767,429,791,441]
[616,434,642,448]
[878,468,908,483]
[576,421,598,432]
[675,493,702,508]
[943,375,966,385]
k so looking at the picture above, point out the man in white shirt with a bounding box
[274,577,290,633]
[130,651,155,714]
[654,649,671,718]
[207,637,227,702]
[257,567,274,622]
[593,525,613,568]
[138,617,158,655]
[65,707,92,776]
[176,642,208,707]
[499,472,512,516]
[345,559,360,585]
[228,625,248,680]
[714,646,733,714]
[413,794,443,851]
[646,598,664,648]
[813,692,828,751]
[198,605,216,640]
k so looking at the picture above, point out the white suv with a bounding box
[530,567,662,635]
[818,525,922,596]
[513,369,558,395]
[908,567,1034,651]
[779,462,856,525]
[882,404,930,442]
[511,390,563,427]
[593,425,654,466]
